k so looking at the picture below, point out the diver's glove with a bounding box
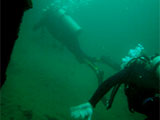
[70,102,93,120]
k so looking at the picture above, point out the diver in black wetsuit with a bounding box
[33,4,103,79]
[71,50,160,120]
[91,55,159,119]
[34,5,94,64]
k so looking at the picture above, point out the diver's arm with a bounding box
[70,69,130,120]
[89,69,130,108]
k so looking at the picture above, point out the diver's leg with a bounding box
[100,56,121,71]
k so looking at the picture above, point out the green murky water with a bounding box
[1,0,159,120]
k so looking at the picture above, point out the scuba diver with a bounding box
[33,4,104,80]
[71,44,160,120]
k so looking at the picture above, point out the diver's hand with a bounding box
[70,102,93,120]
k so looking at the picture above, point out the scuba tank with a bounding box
[42,5,82,41]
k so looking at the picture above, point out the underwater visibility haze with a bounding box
[1,0,159,120]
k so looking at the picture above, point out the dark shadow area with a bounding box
[1,0,32,88]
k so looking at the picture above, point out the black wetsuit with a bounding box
[34,7,92,64]
[89,57,160,120]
